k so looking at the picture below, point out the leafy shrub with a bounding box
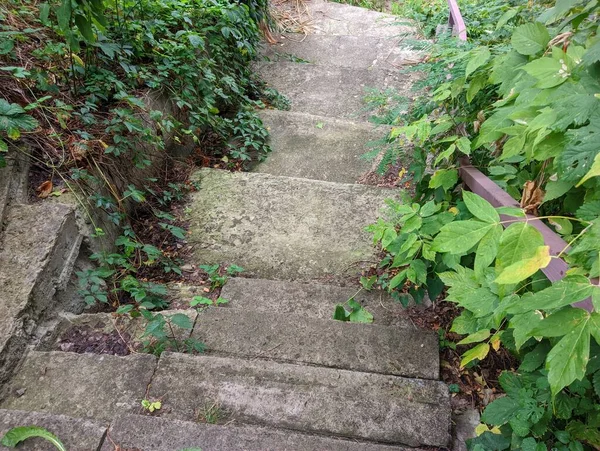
[368,0,600,448]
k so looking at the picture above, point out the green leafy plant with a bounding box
[139,311,205,356]
[191,296,229,307]
[1,426,66,451]
[199,264,244,290]
[141,398,162,413]
[333,288,374,323]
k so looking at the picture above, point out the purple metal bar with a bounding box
[447,0,467,41]
[458,157,594,312]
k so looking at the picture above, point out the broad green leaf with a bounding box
[511,22,550,56]
[557,111,600,182]
[475,224,503,275]
[389,269,407,289]
[169,313,193,329]
[347,299,374,323]
[381,227,397,249]
[451,287,499,318]
[530,307,589,338]
[495,8,518,30]
[1,426,66,451]
[460,342,490,367]
[583,38,600,65]
[543,179,574,202]
[496,206,525,217]
[496,223,544,272]
[432,220,495,254]
[466,47,491,79]
[576,153,600,187]
[458,329,491,345]
[507,276,595,314]
[473,108,513,148]
[523,57,568,89]
[546,316,591,396]
[429,169,458,191]
[333,305,349,321]
[467,73,487,103]
[500,133,526,160]
[510,311,543,349]
[519,341,551,372]
[463,191,500,224]
[495,245,551,284]
[190,296,213,306]
[419,200,440,218]
[481,396,519,425]
[407,259,427,285]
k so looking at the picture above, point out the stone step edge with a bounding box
[41,306,438,379]
[0,408,418,450]
[258,108,393,131]
[191,166,396,192]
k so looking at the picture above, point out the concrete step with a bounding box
[192,307,438,379]
[0,154,29,228]
[187,168,396,282]
[0,203,81,384]
[262,33,422,69]
[0,351,157,421]
[171,277,412,327]
[255,109,388,183]
[103,413,414,451]
[277,0,415,38]
[0,409,106,451]
[255,61,417,121]
[149,353,451,447]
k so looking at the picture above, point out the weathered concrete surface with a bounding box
[0,409,106,451]
[188,169,395,281]
[39,309,197,352]
[150,353,451,447]
[255,109,389,183]
[173,278,412,327]
[188,169,394,280]
[192,307,438,379]
[262,34,422,69]
[0,203,81,384]
[255,62,417,120]
[278,0,415,37]
[103,414,412,451]
[0,351,156,421]
[453,409,481,451]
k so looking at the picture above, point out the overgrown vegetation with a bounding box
[362,0,600,449]
[1,0,276,338]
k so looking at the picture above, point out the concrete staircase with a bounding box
[0,1,452,450]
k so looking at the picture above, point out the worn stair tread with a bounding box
[0,409,106,451]
[278,0,415,37]
[171,278,414,327]
[187,168,396,282]
[255,61,417,120]
[0,351,157,421]
[255,109,389,183]
[192,307,438,379]
[149,353,451,447]
[103,413,415,451]
[262,33,422,69]
[0,203,81,383]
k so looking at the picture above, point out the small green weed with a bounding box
[139,311,205,356]
[141,399,162,413]
[197,401,225,424]
[199,264,244,290]
[191,296,229,307]
[332,288,374,323]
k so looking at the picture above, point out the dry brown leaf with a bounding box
[520,180,545,214]
[36,180,53,198]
